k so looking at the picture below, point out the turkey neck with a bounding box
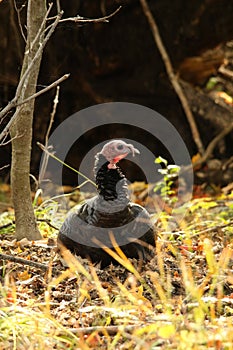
[94,153,129,204]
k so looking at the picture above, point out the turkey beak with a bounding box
[127,144,140,157]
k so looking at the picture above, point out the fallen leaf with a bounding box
[158,324,176,338]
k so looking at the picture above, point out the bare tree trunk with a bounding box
[10,0,46,240]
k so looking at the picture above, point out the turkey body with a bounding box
[58,142,155,267]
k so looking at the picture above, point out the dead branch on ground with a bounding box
[68,323,169,335]
[0,253,50,271]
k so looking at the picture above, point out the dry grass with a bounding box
[0,190,233,349]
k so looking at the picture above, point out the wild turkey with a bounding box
[57,140,156,267]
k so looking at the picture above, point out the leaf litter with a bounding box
[0,184,233,349]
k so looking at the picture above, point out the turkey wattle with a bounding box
[57,140,156,267]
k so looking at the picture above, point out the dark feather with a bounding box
[57,141,156,267]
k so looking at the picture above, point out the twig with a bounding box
[180,122,233,173]
[0,74,69,144]
[0,164,10,171]
[218,65,233,81]
[0,253,49,271]
[222,156,233,170]
[0,4,118,132]
[56,0,61,13]
[9,0,24,60]
[39,86,60,186]
[0,108,22,145]
[0,133,23,146]
[16,8,63,101]
[30,3,54,53]
[0,10,63,124]
[67,322,171,335]
[18,75,68,108]
[46,86,60,146]
[0,222,13,230]
[13,0,27,42]
[140,0,204,155]
[70,325,139,335]
[192,220,233,236]
[222,182,233,194]
[37,142,97,187]
[171,122,233,178]
[36,219,59,230]
[193,122,233,168]
[0,217,58,231]
[38,192,79,208]
[58,6,121,24]
[0,113,9,126]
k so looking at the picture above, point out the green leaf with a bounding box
[167,164,180,173]
[206,76,218,90]
[155,156,168,166]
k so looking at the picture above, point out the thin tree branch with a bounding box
[0,74,69,144]
[56,0,61,13]
[30,2,53,53]
[0,133,23,146]
[46,86,60,146]
[16,10,64,101]
[70,325,140,335]
[13,0,27,42]
[0,10,64,123]
[0,222,13,230]
[0,113,9,126]
[0,108,22,145]
[179,121,233,177]
[9,0,24,62]
[58,6,121,24]
[0,5,119,124]
[68,321,172,335]
[0,253,49,271]
[37,142,97,187]
[192,219,233,236]
[0,99,17,122]
[193,122,233,168]
[19,74,68,108]
[140,0,204,155]
[0,164,10,171]
[39,86,60,185]
[0,217,58,231]
[36,218,59,230]
[218,64,233,81]
[222,182,233,194]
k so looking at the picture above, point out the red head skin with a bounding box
[100,140,140,169]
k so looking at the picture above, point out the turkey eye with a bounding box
[117,144,124,150]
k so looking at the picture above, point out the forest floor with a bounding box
[0,182,233,349]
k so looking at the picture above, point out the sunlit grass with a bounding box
[1,189,233,349]
[0,299,80,349]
